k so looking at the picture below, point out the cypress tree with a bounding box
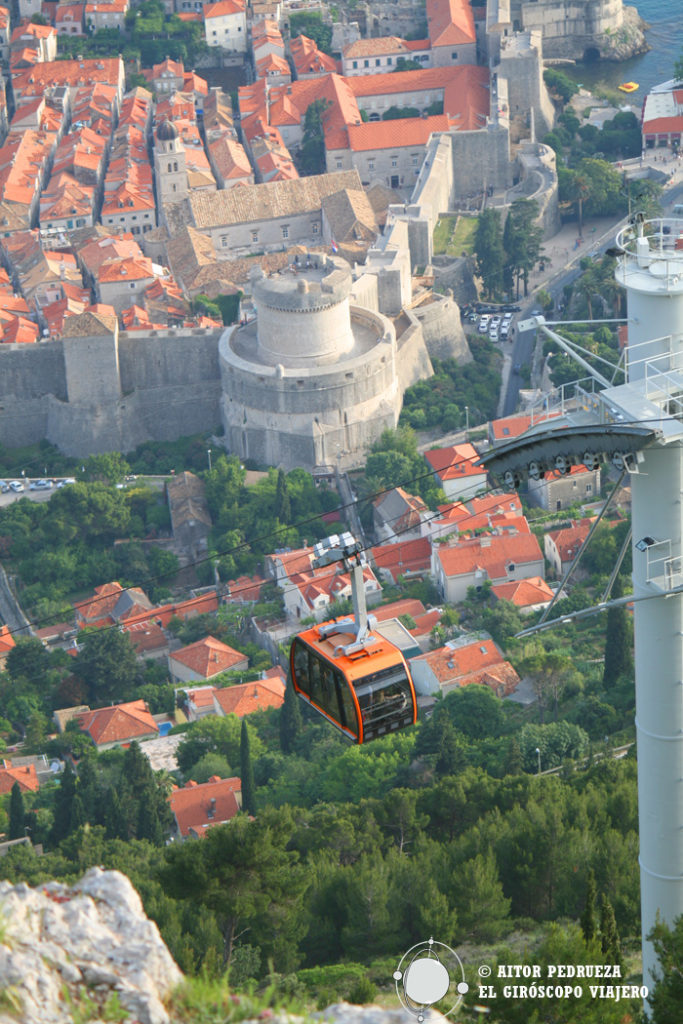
[580,868,597,943]
[70,793,86,833]
[505,735,524,775]
[51,761,77,844]
[600,894,622,965]
[240,718,256,816]
[275,469,291,522]
[603,575,634,687]
[8,782,25,840]
[279,677,302,754]
[104,788,128,840]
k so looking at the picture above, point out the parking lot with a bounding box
[0,479,75,508]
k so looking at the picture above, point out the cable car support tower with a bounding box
[481,215,683,992]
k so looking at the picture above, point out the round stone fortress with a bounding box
[219,254,402,471]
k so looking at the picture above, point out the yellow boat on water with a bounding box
[618,82,639,93]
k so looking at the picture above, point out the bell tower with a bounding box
[153,118,188,206]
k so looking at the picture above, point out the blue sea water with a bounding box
[565,0,682,99]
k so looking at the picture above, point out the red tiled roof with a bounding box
[77,699,158,746]
[343,36,410,58]
[426,0,476,47]
[204,0,245,17]
[169,775,242,837]
[0,762,39,794]
[437,532,543,579]
[225,573,265,601]
[491,576,554,608]
[425,442,485,482]
[0,625,16,655]
[540,464,597,483]
[170,635,248,679]
[490,410,561,441]
[413,638,519,694]
[371,537,432,583]
[212,677,285,717]
[547,519,593,563]
[373,598,427,622]
[345,114,453,152]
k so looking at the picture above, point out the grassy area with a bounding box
[432,216,477,258]
[432,215,456,255]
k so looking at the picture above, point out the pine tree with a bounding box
[599,894,622,965]
[240,719,256,815]
[137,793,164,846]
[279,677,302,754]
[70,793,86,833]
[603,575,634,687]
[8,782,25,840]
[580,868,597,942]
[435,720,467,775]
[505,735,524,775]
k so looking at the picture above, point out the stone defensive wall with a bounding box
[511,0,645,61]
[0,329,222,456]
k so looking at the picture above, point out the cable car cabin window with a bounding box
[352,663,414,741]
[293,642,310,696]
[292,639,358,739]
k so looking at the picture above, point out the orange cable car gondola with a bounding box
[289,533,418,744]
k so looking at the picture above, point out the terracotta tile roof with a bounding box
[343,36,410,59]
[425,442,485,481]
[98,256,155,283]
[412,638,519,694]
[170,635,248,679]
[435,491,522,528]
[371,537,432,583]
[290,35,336,75]
[0,762,39,794]
[185,686,216,712]
[547,519,593,563]
[2,316,38,344]
[12,58,123,102]
[344,114,453,152]
[204,0,245,17]
[169,775,242,838]
[540,464,597,483]
[437,532,543,580]
[426,0,476,47]
[266,545,315,577]
[77,699,158,746]
[491,576,554,608]
[262,665,286,684]
[74,581,153,626]
[125,621,168,655]
[212,677,285,717]
[0,625,16,655]
[225,573,266,602]
[490,410,561,441]
[373,598,427,622]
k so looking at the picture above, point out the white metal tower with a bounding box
[482,216,683,992]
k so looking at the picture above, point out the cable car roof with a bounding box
[296,625,405,679]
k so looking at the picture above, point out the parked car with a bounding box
[9,481,24,492]
[29,479,51,490]
[56,477,76,488]
[478,315,490,334]
[0,481,8,493]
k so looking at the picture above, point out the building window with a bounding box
[251,230,259,242]
[130,282,135,289]
[221,236,228,247]
[336,159,343,169]
[172,184,177,192]
[364,60,369,68]
[412,154,419,165]
[352,61,357,69]
[452,52,458,60]
[312,222,319,233]
[391,158,398,167]
[368,160,374,171]
[387,57,392,65]
[173,161,178,172]
[282,225,289,239]
[375,59,380,66]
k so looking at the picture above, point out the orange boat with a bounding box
[618,82,639,93]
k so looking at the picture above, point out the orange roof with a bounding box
[412,636,518,690]
[2,317,38,344]
[547,519,593,563]
[491,576,554,608]
[77,699,158,746]
[373,598,427,622]
[425,442,485,481]
[213,677,285,717]
[0,625,16,656]
[642,116,683,135]
[225,573,266,601]
[540,463,597,483]
[437,532,543,580]
[435,491,522,528]
[426,0,476,47]
[12,58,123,101]
[169,775,242,837]
[290,35,336,75]
[0,762,39,794]
[371,537,432,582]
[490,410,561,441]
[204,0,245,17]
[345,114,453,152]
[98,256,154,283]
[170,635,248,679]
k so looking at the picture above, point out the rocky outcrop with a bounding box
[0,867,183,1024]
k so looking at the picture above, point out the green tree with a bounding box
[599,893,621,965]
[8,782,25,840]
[503,199,544,298]
[83,452,130,485]
[603,574,634,687]
[474,209,504,299]
[279,678,302,754]
[275,469,291,522]
[240,719,257,815]
[73,628,141,706]
[580,868,597,941]
[51,760,77,844]
[646,913,683,1023]
[299,99,331,176]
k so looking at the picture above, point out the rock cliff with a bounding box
[0,867,182,1024]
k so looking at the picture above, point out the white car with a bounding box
[29,479,51,490]
[9,481,24,492]
[56,477,76,488]
[478,315,490,333]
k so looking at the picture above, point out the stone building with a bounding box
[219,253,430,471]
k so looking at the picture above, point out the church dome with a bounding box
[157,119,178,142]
